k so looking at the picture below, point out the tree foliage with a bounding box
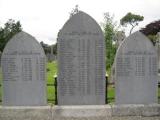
[120,12,144,35]
[69,5,79,18]
[0,19,22,51]
[52,43,57,55]
[140,20,160,35]
[40,41,51,54]
[102,13,118,71]
[140,20,160,45]
[40,41,57,55]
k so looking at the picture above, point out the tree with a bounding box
[40,41,50,54]
[69,5,79,18]
[52,43,57,55]
[120,12,144,35]
[140,20,160,45]
[0,19,22,51]
[102,13,118,71]
[140,20,160,35]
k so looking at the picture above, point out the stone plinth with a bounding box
[0,105,160,120]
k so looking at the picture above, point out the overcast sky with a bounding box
[0,0,160,45]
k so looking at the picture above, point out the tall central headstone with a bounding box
[1,32,46,106]
[115,31,158,104]
[57,11,106,105]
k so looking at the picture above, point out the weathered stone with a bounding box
[115,31,158,104]
[57,11,106,105]
[114,31,126,48]
[1,31,47,106]
[156,32,160,83]
[111,104,143,116]
[0,105,160,120]
[111,104,160,117]
[52,105,111,117]
[0,106,51,120]
[141,104,160,117]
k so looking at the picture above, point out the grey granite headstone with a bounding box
[57,11,106,105]
[1,31,47,106]
[115,31,158,104]
[156,32,160,83]
[110,61,115,84]
[114,31,126,48]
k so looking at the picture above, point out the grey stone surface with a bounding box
[114,31,126,48]
[141,104,160,116]
[0,105,160,120]
[1,31,47,106]
[46,53,56,62]
[57,11,106,105]
[111,104,143,116]
[156,32,160,83]
[111,104,160,116]
[52,105,111,117]
[110,61,116,84]
[115,31,158,104]
[0,106,51,120]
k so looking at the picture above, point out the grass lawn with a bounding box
[107,86,115,104]
[46,61,57,104]
[0,61,160,104]
[47,61,57,84]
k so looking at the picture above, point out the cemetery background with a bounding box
[0,11,159,119]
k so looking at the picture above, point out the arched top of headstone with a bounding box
[1,31,46,106]
[57,11,105,105]
[116,31,156,55]
[59,11,103,37]
[2,31,45,56]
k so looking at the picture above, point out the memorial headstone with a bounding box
[110,61,115,84]
[1,31,46,106]
[156,32,160,81]
[46,54,56,62]
[57,11,106,105]
[114,31,126,48]
[115,31,158,104]
[110,31,125,84]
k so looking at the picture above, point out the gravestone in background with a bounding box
[114,31,126,48]
[115,31,158,104]
[0,51,2,66]
[156,32,160,83]
[1,31,46,106]
[110,31,126,84]
[58,11,106,105]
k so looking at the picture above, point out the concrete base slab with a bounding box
[0,104,159,120]
[111,104,160,116]
[0,106,51,120]
[53,105,111,117]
